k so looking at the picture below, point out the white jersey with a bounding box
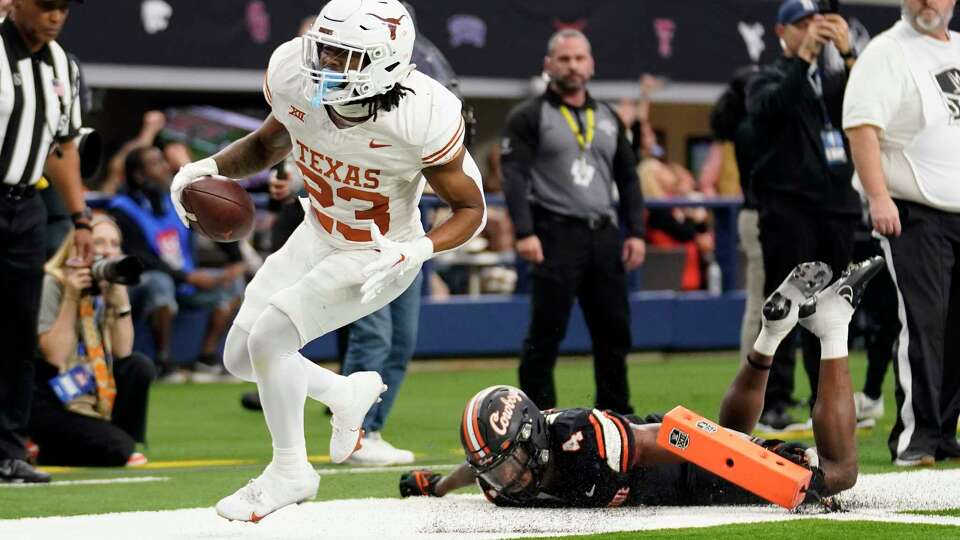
[264,38,466,249]
[843,19,960,211]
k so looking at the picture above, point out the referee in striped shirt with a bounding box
[0,0,89,483]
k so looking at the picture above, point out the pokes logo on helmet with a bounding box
[489,391,523,436]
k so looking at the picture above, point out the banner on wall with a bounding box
[60,0,901,97]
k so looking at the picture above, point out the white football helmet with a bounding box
[301,0,416,106]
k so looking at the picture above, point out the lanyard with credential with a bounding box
[559,105,595,152]
[808,66,834,129]
[808,66,848,166]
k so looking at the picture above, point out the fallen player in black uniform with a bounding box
[399,258,884,508]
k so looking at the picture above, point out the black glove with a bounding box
[751,437,812,467]
[399,469,442,497]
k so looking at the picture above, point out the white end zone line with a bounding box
[0,476,170,488]
[1,470,959,539]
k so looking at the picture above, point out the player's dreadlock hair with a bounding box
[356,83,416,121]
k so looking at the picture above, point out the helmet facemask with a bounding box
[300,31,389,107]
[469,419,551,502]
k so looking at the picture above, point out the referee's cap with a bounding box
[777,0,819,26]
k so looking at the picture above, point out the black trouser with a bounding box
[881,200,960,460]
[852,237,898,400]
[28,353,156,466]
[518,208,633,414]
[758,199,857,410]
[0,194,46,460]
[270,199,304,253]
[629,462,764,506]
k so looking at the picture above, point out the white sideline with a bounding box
[0,476,170,488]
[2,470,959,539]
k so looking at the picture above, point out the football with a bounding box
[180,175,255,242]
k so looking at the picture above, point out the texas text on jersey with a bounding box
[478,408,635,508]
[264,38,466,250]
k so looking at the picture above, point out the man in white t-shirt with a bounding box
[844,0,960,468]
[169,0,487,522]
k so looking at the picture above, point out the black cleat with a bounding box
[831,256,885,310]
[803,256,886,314]
[240,391,262,411]
[762,262,833,321]
[0,459,51,483]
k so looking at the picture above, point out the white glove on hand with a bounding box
[799,290,854,360]
[360,224,433,304]
[171,158,219,227]
[753,291,802,357]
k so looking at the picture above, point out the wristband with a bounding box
[70,207,93,225]
[73,221,92,232]
[747,355,772,371]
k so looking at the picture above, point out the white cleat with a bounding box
[329,372,387,464]
[215,468,319,523]
[346,432,415,466]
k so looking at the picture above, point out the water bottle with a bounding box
[707,261,722,296]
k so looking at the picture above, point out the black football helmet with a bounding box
[460,386,551,501]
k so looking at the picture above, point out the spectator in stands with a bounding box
[711,65,761,363]
[747,0,861,430]
[110,146,246,381]
[640,158,714,291]
[502,29,645,413]
[30,215,154,466]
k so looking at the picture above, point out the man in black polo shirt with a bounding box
[747,0,861,429]
[501,29,646,414]
[0,0,88,483]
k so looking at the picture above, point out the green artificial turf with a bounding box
[1,352,956,523]
[530,520,960,539]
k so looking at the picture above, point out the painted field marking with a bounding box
[0,476,169,488]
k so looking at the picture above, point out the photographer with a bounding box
[29,215,154,467]
[746,0,861,430]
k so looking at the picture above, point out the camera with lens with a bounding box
[817,0,839,14]
[85,255,144,296]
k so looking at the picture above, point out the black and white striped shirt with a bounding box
[0,18,81,187]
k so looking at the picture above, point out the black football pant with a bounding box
[758,200,857,411]
[518,209,633,414]
[29,353,156,466]
[852,237,898,400]
[0,195,46,460]
[881,200,960,461]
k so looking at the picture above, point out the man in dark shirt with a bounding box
[500,29,646,414]
[747,0,861,429]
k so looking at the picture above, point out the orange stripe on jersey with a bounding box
[604,412,630,473]
[587,414,606,460]
[422,116,465,165]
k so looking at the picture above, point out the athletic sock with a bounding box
[298,353,351,410]
[268,446,312,479]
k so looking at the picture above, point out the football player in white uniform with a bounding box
[170,0,486,522]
